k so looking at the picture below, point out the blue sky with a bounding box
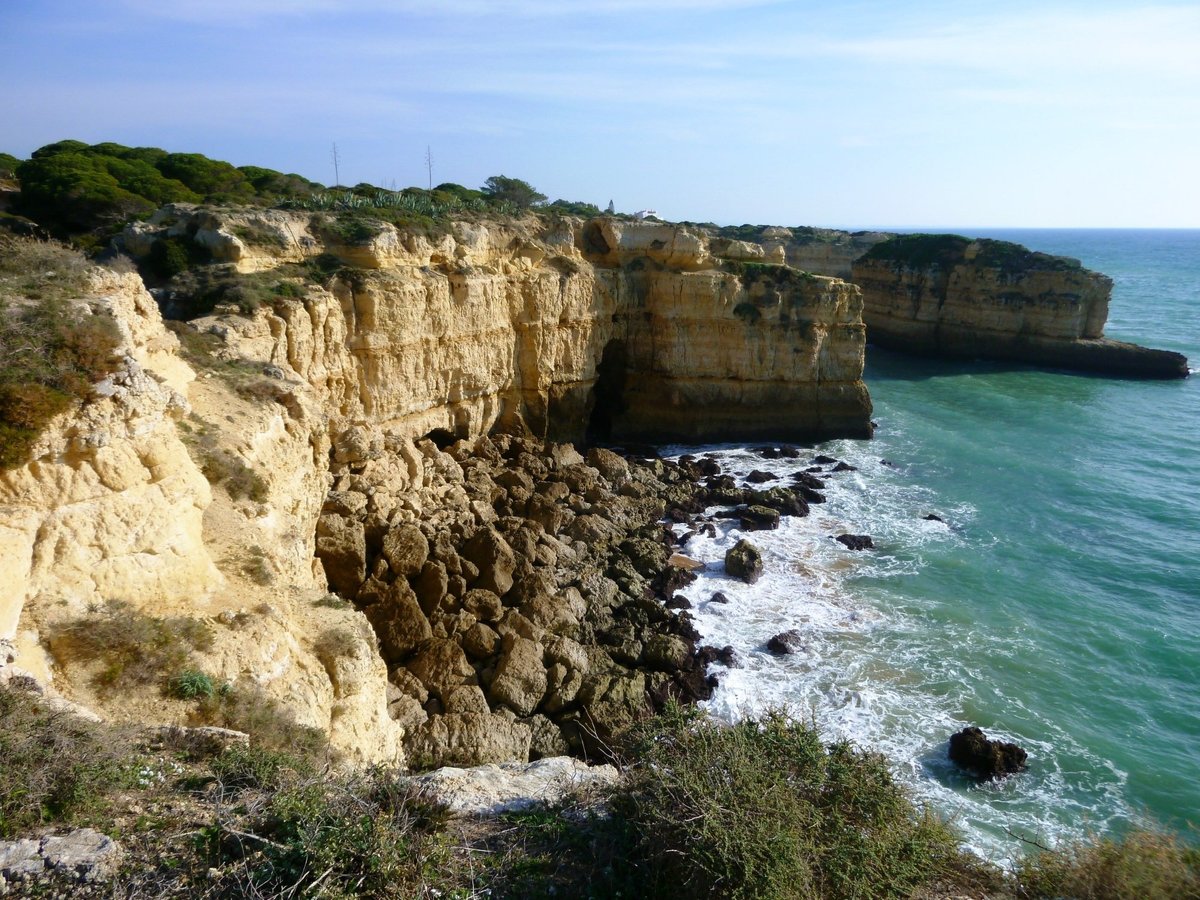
[2,0,1198,228]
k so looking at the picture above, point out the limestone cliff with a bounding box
[1,210,872,773]
[124,208,873,443]
[851,234,1189,378]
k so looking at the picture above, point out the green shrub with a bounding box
[0,687,135,837]
[169,669,217,700]
[1016,828,1200,899]
[210,744,311,792]
[53,600,214,690]
[616,705,965,899]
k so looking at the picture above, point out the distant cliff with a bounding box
[851,234,1189,378]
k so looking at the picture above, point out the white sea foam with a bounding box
[663,438,1133,862]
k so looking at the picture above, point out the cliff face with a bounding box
[129,209,872,444]
[851,235,1189,378]
[1,210,873,771]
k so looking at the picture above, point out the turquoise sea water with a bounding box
[674,230,1200,861]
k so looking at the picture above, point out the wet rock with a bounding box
[697,644,742,669]
[725,539,763,584]
[767,630,806,655]
[745,469,778,483]
[749,487,809,517]
[709,591,730,604]
[832,461,857,472]
[948,726,1028,779]
[666,593,692,610]
[923,513,945,523]
[738,505,780,531]
[792,471,826,490]
[835,534,875,551]
[812,454,838,465]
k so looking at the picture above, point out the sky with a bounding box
[2,0,1199,228]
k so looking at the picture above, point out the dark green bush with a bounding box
[616,705,964,899]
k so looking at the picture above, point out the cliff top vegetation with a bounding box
[862,233,1084,274]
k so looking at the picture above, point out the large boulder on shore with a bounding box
[725,539,764,584]
[948,726,1028,779]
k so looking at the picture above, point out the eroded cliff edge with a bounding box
[1,211,871,771]
[850,234,1189,378]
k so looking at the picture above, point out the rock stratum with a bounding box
[0,211,869,771]
[850,234,1189,378]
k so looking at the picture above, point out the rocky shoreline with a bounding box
[313,429,829,769]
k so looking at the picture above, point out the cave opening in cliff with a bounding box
[587,339,628,442]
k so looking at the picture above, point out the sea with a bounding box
[668,229,1200,863]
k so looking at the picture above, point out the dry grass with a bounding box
[0,235,122,468]
[1016,828,1200,899]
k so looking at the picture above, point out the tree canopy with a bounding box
[480,175,547,209]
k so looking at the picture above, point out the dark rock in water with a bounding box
[835,534,874,551]
[697,644,743,669]
[796,486,826,505]
[666,593,692,610]
[749,487,809,517]
[725,539,763,584]
[923,513,945,523]
[738,505,780,532]
[792,471,826,490]
[805,466,824,473]
[756,446,782,459]
[812,454,838,465]
[948,726,1028,779]
[699,522,717,538]
[779,445,801,459]
[766,630,806,655]
[666,506,691,523]
[746,469,778,484]
[832,461,857,473]
[695,457,721,476]
[880,459,897,468]
[709,591,730,604]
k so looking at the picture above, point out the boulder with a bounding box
[363,579,432,664]
[643,634,691,671]
[709,591,730,604]
[405,639,477,701]
[835,534,875,551]
[948,726,1028,779]
[725,539,764,584]
[668,552,704,571]
[738,505,780,531]
[315,514,367,596]
[488,634,548,716]
[462,526,517,596]
[406,757,619,816]
[745,470,778,483]
[767,630,806,655]
[461,588,504,624]
[587,447,631,485]
[382,524,430,577]
[406,713,532,768]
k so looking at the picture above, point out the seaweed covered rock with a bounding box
[725,539,764,584]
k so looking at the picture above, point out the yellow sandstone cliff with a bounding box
[0,210,872,768]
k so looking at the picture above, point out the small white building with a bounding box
[632,209,658,221]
